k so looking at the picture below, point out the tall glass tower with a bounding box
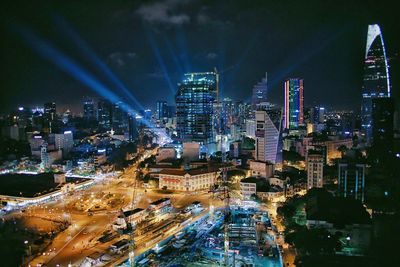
[361,24,391,141]
[176,72,217,143]
[284,78,304,129]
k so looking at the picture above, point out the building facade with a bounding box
[158,168,219,191]
[307,153,324,189]
[255,110,282,164]
[284,78,304,129]
[83,98,95,119]
[338,162,366,202]
[175,72,217,143]
[361,24,391,142]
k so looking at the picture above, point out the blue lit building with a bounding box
[83,98,95,119]
[361,24,391,142]
[338,161,366,202]
[175,72,217,143]
[284,78,304,129]
[97,98,112,131]
[156,100,168,120]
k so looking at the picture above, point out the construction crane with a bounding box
[127,142,142,267]
[128,170,137,266]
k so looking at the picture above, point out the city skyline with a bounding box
[1,0,400,114]
[1,2,400,266]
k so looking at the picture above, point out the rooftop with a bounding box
[150,198,170,206]
[159,167,220,176]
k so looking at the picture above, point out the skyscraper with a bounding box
[43,102,56,133]
[338,161,366,202]
[156,101,168,120]
[176,72,217,143]
[83,98,95,119]
[112,102,129,134]
[361,24,391,141]
[252,73,268,109]
[284,78,304,129]
[97,98,112,131]
[255,110,282,164]
[44,102,56,121]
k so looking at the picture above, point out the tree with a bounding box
[337,145,348,158]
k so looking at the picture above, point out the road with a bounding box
[24,148,223,266]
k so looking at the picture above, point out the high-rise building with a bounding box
[44,102,56,121]
[128,114,138,141]
[112,102,129,133]
[361,24,391,142]
[255,110,282,164]
[307,153,324,190]
[284,78,304,129]
[97,99,112,131]
[54,131,74,156]
[83,98,95,119]
[311,106,325,124]
[338,161,366,202]
[252,73,268,109]
[156,101,168,120]
[175,72,217,143]
[44,102,57,133]
[372,97,394,157]
[40,142,50,169]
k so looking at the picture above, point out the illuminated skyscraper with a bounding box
[156,101,168,120]
[252,73,268,109]
[43,102,57,133]
[361,24,391,141]
[83,98,95,119]
[284,78,304,129]
[97,98,112,131]
[255,109,282,164]
[175,72,217,143]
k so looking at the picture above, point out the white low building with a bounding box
[159,168,220,191]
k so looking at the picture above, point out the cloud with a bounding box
[146,70,165,79]
[196,12,234,29]
[136,0,191,25]
[206,52,218,60]
[108,52,137,67]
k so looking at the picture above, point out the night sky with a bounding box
[1,0,399,114]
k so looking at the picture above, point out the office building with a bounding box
[361,24,391,142]
[112,102,129,134]
[40,143,50,169]
[307,153,324,189]
[252,73,268,109]
[311,106,325,124]
[97,99,112,131]
[175,72,217,143]
[43,102,57,133]
[83,98,95,119]
[44,102,56,121]
[255,110,282,164]
[284,78,304,129]
[156,101,168,120]
[54,131,74,155]
[338,161,366,202]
